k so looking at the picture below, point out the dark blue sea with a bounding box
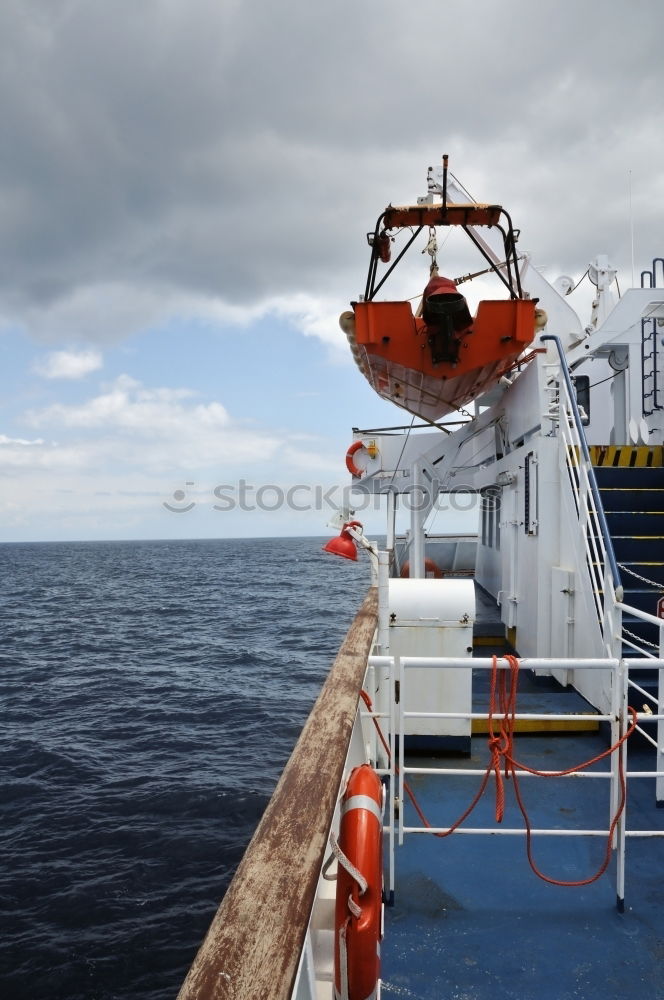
[0,538,367,1000]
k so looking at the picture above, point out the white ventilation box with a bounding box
[388,578,474,751]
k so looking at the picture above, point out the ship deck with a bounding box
[381,590,664,999]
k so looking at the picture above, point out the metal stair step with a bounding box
[593,466,664,488]
[605,511,664,534]
[599,488,664,511]
[611,537,664,561]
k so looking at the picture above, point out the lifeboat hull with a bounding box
[352,298,536,421]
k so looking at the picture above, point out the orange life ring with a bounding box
[400,558,444,579]
[346,440,367,478]
[334,764,383,1000]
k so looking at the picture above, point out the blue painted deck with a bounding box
[382,711,664,999]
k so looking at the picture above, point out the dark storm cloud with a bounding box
[0,0,662,337]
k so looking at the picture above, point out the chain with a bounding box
[422,226,438,274]
[618,562,664,590]
[457,404,475,420]
[622,625,660,651]
[618,560,663,650]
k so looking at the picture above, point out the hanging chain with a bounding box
[422,226,438,275]
[618,562,664,590]
[622,625,660,651]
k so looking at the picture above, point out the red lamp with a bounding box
[322,521,363,561]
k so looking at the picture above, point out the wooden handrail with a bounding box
[177,587,379,1000]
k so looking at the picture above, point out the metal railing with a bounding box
[367,653,664,910]
[541,334,623,609]
[541,334,664,799]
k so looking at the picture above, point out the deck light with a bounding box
[322,521,364,561]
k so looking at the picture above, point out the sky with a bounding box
[1,0,663,542]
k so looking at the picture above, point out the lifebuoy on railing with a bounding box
[400,558,444,579]
[346,440,367,478]
[333,764,383,1000]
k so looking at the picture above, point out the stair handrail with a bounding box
[540,334,623,602]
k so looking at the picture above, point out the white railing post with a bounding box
[658,623,664,805]
[602,552,622,660]
[371,548,391,771]
[366,661,377,765]
[388,652,396,904]
[377,549,390,653]
[614,655,627,911]
[410,463,426,578]
[398,655,405,847]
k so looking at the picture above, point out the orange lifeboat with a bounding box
[348,160,537,421]
[334,764,383,1000]
[352,287,536,422]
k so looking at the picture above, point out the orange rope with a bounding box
[361,689,498,838]
[489,654,637,886]
[361,655,638,888]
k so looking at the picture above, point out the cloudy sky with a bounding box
[1,0,663,542]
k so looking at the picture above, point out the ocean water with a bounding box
[0,538,368,1000]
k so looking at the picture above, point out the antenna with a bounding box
[628,169,635,288]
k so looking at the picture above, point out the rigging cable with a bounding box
[588,370,622,390]
[569,268,590,294]
[387,415,416,491]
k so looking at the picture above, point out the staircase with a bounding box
[594,450,664,716]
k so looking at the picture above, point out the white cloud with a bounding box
[22,375,286,474]
[14,280,355,356]
[0,372,355,540]
[0,433,44,446]
[33,347,103,379]
[0,435,97,470]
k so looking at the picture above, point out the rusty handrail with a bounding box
[177,587,379,1000]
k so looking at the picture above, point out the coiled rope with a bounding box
[361,655,637,887]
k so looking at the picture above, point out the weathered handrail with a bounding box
[177,587,379,1000]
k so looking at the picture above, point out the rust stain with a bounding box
[176,588,378,1000]
[383,202,502,230]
